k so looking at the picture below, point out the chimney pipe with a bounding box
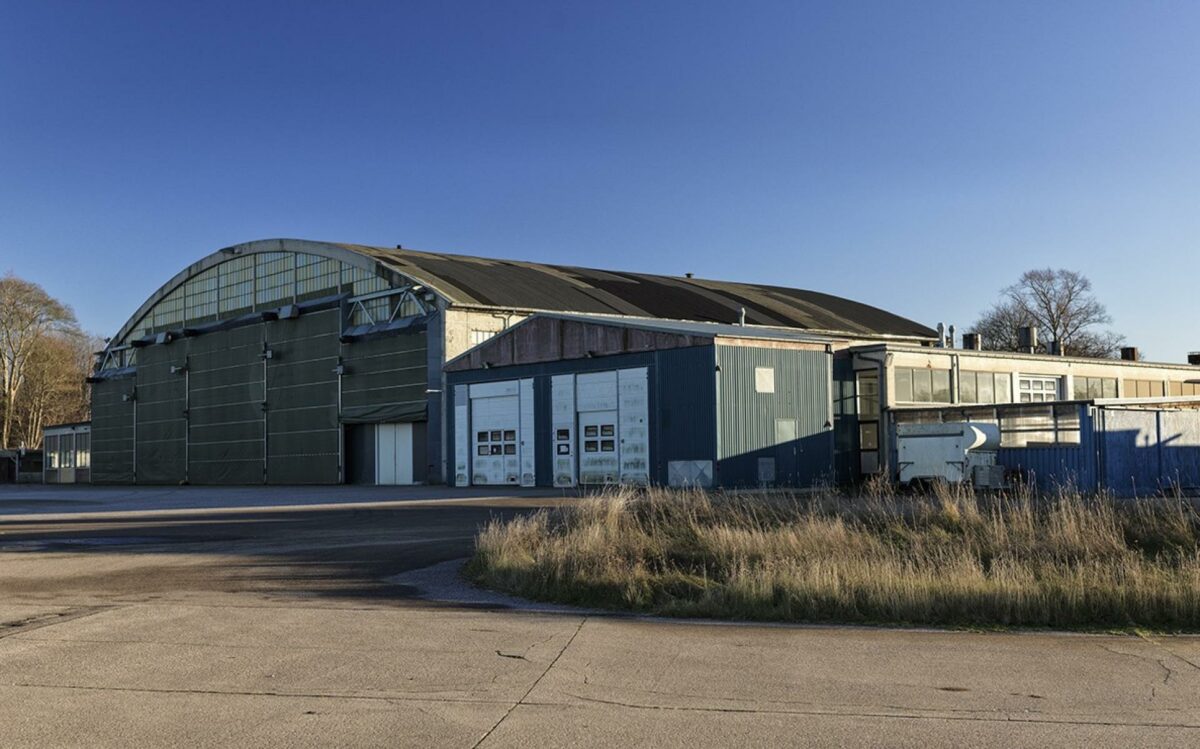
[1050,340,1063,356]
[936,322,946,348]
[738,307,746,326]
[962,333,982,351]
[1121,347,1139,361]
[685,272,694,279]
[947,324,957,349]
[1018,326,1038,354]
[1189,352,1200,366]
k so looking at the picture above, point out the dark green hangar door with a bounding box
[186,325,268,484]
[128,310,343,485]
[264,308,341,484]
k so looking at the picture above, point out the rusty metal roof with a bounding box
[339,242,936,340]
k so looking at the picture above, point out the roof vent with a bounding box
[962,333,982,351]
[1121,347,1139,361]
[685,272,694,279]
[738,307,746,326]
[1189,352,1200,366]
[1018,326,1038,354]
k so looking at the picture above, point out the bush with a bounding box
[466,485,1200,629]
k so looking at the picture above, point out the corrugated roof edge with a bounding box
[443,311,841,370]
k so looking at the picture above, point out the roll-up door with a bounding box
[469,381,521,485]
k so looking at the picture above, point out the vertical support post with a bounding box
[184,360,190,484]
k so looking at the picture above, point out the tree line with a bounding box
[0,273,95,450]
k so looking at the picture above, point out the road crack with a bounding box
[473,617,587,748]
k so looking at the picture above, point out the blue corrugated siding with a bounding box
[997,406,1200,497]
[997,405,1098,493]
[714,345,833,487]
[654,346,718,484]
[997,446,1098,493]
[446,346,718,486]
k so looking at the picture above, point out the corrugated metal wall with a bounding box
[1158,411,1200,490]
[713,345,833,487]
[135,344,188,484]
[340,332,428,423]
[654,345,717,477]
[90,304,435,485]
[265,308,341,484]
[996,405,1200,496]
[187,324,267,484]
[90,376,136,484]
[1098,408,1200,496]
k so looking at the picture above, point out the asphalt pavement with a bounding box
[1,486,1197,747]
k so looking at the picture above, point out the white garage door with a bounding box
[469,381,524,486]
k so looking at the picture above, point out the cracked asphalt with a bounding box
[1,487,1199,748]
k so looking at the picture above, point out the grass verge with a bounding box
[465,485,1200,630]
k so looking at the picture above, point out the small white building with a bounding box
[43,423,92,484]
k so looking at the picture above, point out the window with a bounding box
[117,251,414,349]
[894,367,952,404]
[1124,379,1166,398]
[76,433,90,469]
[470,329,496,346]
[1169,381,1200,397]
[1018,375,1061,403]
[959,371,1013,405]
[998,404,1081,447]
[44,435,59,469]
[755,367,775,394]
[858,423,878,450]
[856,369,881,474]
[1072,377,1118,400]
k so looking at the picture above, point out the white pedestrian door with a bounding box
[578,410,619,485]
[376,423,414,485]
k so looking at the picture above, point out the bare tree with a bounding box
[0,273,78,448]
[17,331,95,448]
[972,269,1124,358]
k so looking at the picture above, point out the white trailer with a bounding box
[895,422,1004,488]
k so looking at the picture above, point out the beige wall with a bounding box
[442,308,528,361]
[853,345,1200,407]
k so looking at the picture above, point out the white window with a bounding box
[1018,375,1061,403]
[470,329,496,346]
[755,367,775,394]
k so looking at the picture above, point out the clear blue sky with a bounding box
[2,1,1197,360]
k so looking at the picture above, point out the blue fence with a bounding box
[997,405,1200,497]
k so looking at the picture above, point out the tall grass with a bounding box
[466,485,1200,629]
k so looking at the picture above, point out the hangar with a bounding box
[88,238,933,486]
[87,237,1200,490]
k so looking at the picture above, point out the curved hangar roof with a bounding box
[112,238,936,346]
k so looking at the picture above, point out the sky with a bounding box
[1,1,1198,360]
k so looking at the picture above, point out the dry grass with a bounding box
[466,485,1200,629]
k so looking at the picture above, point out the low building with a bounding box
[445,313,836,488]
[42,423,92,484]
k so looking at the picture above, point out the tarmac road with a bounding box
[1,486,1198,748]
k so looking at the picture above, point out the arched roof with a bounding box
[110,238,936,348]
